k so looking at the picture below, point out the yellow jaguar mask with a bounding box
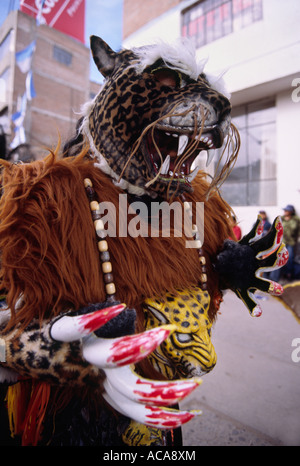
[143,286,217,379]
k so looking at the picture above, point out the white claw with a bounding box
[50,303,126,342]
[102,389,202,429]
[104,365,202,406]
[82,325,175,368]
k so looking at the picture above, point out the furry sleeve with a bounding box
[0,150,105,331]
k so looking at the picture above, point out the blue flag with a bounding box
[26,70,37,100]
[15,40,36,74]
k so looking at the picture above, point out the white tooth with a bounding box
[187,165,201,182]
[191,153,203,172]
[178,135,189,156]
[206,149,216,167]
[161,155,170,175]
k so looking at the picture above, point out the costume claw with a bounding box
[103,389,202,429]
[83,325,176,368]
[50,303,126,342]
[255,217,284,258]
[268,281,284,296]
[251,305,262,317]
[104,365,202,406]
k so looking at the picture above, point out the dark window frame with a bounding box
[181,0,263,47]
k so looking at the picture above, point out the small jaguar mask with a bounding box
[143,287,217,379]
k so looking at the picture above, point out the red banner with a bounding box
[20,0,85,43]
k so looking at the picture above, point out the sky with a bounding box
[0,0,124,82]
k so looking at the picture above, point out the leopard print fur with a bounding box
[0,318,102,388]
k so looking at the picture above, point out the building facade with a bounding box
[0,9,96,160]
[123,0,300,233]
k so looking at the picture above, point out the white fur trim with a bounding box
[132,38,206,80]
[132,38,230,98]
[205,70,231,99]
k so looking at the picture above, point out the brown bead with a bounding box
[85,186,94,200]
[92,211,101,221]
[103,273,114,284]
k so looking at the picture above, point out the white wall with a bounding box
[195,0,300,94]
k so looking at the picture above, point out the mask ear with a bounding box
[90,35,117,77]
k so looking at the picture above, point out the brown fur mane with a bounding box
[0,147,233,332]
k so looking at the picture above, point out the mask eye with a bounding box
[176,333,193,344]
[151,67,182,88]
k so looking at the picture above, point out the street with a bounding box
[180,290,300,446]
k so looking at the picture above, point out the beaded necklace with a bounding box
[84,179,208,296]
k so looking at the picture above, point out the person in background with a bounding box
[270,204,300,282]
[259,210,271,236]
[231,215,242,241]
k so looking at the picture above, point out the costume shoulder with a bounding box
[0,150,106,328]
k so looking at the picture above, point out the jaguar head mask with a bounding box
[143,287,217,379]
[82,36,237,199]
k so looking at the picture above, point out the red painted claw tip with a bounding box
[78,303,126,333]
[275,245,289,268]
[145,406,201,428]
[134,379,201,406]
[268,281,284,296]
[256,217,264,237]
[251,306,262,317]
[107,325,175,367]
[275,217,284,246]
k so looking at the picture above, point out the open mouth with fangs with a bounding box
[145,127,217,186]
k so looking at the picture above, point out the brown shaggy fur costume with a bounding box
[0,147,233,333]
[0,147,234,444]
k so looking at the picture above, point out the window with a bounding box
[218,99,277,206]
[181,0,263,47]
[53,45,72,66]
